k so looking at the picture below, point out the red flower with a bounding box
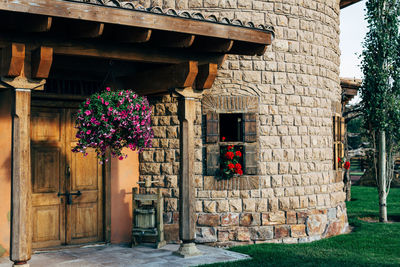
[235,151,242,157]
[228,163,235,170]
[338,157,342,163]
[227,145,233,150]
[222,136,226,141]
[344,161,350,170]
[235,163,242,170]
[225,151,234,160]
[235,168,243,175]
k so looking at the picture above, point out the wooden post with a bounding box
[174,87,203,258]
[10,88,32,266]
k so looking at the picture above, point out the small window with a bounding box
[219,113,243,142]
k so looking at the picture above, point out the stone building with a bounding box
[0,0,360,265]
[139,0,360,246]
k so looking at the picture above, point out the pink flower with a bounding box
[86,130,91,135]
[85,110,92,116]
[105,101,109,106]
[108,107,113,112]
[118,156,124,160]
[106,87,111,92]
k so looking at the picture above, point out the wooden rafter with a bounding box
[31,46,53,79]
[0,11,52,32]
[1,43,25,77]
[230,41,268,56]
[191,37,234,53]
[0,0,271,45]
[196,63,218,90]
[151,31,195,48]
[103,26,152,43]
[122,61,199,95]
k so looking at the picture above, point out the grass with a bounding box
[201,186,400,267]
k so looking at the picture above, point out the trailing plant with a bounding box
[361,0,400,222]
[72,88,153,163]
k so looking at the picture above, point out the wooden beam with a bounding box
[1,43,25,77]
[0,12,52,32]
[196,63,218,90]
[11,88,32,265]
[151,31,195,48]
[103,25,152,43]
[0,0,272,45]
[31,46,53,79]
[123,61,198,95]
[191,37,234,53]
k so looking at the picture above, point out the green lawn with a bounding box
[202,186,400,267]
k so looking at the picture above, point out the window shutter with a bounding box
[333,116,340,142]
[243,113,257,143]
[206,145,220,176]
[206,112,219,143]
[244,144,258,175]
[333,142,338,170]
[340,117,346,142]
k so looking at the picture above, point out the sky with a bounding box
[340,1,367,79]
[340,1,368,104]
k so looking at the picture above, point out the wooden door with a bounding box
[65,109,103,244]
[31,106,103,248]
[31,107,66,249]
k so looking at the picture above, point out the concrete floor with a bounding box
[0,244,250,267]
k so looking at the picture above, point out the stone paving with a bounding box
[0,244,250,267]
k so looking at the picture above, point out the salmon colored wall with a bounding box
[0,90,12,257]
[110,149,139,244]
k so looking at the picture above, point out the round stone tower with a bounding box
[139,0,348,245]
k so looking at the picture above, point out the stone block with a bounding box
[291,224,306,238]
[262,211,286,225]
[221,213,239,226]
[274,225,290,239]
[197,214,219,227]
[306,214,328,236]
[217,230,230,242]
[243,199,256,212]
[286,211,297,224]
[240,213,261,226]
[323,220,343,238]
[204,201,217,213]
[236,228,251,241]
[217,200,229,213]
[196,227,217,243]
[249,226,274,240]
[229,199,242,212]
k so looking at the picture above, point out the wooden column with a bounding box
[10,88,32,266]
[174,87,202,258]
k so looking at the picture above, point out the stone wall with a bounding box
[139,0,349,245]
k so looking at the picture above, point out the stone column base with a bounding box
[173,243,202,258]
[13,263,29,267]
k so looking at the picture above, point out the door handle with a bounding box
[57,190,81,205]
[66,164,70,180]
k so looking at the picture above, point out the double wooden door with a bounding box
[31,106,103,249]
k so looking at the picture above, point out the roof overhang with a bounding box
[341,78,361,104]
[0,0,274,94]
[340,0,362,9]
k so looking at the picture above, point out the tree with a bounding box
[360,0,400,222]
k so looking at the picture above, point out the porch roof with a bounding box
[0,0,274,95]
[340,0,362,9]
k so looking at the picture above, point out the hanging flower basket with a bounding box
[72,88,153,163]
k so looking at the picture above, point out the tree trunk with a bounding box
[378,131,388,222]
[344,169,351,201]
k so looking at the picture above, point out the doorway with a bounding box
[30,106,104,249]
